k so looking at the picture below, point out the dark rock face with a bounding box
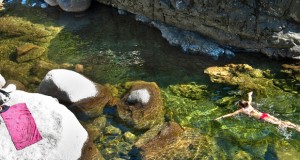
[96,0,300,58]
[116,81,165,130]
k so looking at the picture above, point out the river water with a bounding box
[1,1,300,159]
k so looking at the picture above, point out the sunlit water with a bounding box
[2,1,300,159]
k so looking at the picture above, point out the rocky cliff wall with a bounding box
[96,0,300,59]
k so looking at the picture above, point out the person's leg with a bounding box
[263,115,281,125]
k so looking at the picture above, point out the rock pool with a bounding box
[1,1,300,159]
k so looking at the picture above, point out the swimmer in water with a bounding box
[215,91,300,132]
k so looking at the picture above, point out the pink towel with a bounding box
[1,103,42,150]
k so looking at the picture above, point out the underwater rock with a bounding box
[93,115,107,130]
[104,125,122,135]
[0,74,6,88]
[16,43,45,63]
[57,0,91,12]
[116,81,164,130]
[169,82,207,100]
[204,64,281,96]
[44,0,58,6]
[136,121,211,159]
[75,63,84,73]
[123,131,137,142]
[31,60,60,78]
[39,69,98,103]
[233,150,252,160]
[81,141,104,160]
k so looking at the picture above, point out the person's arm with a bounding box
[247,91,253,104]
[215,109,242,120]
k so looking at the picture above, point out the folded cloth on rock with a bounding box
[1,103,42,150]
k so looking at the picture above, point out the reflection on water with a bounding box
[2,1,300,159]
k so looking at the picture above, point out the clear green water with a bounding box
[1,1,300,159]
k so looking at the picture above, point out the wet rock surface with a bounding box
[97,0,300,58]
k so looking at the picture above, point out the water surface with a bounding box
[1,1,300,159]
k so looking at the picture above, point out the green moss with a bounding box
[168,82,208,100]
[0,8,63,91]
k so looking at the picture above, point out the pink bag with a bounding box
[1,103,42,150]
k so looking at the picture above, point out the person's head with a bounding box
[238,100,248,108]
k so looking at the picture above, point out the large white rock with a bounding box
[127,88,150,105]
[44,0,58,6]
[57,0,91,12]
[0,74,6,88]
[39,69,98,103]
[0,90,88,160]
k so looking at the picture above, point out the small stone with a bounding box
[123,131,136,142]
[75,64,84,73]
[93,116,107,129]
[104,125,122,135]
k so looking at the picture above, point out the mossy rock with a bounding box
[233,150,252,160]
[116,81,165,130]
[215,96,237,107]
[169,82,208,100]
[31,60,60,78]
[0,9,63,91]
[137,122,212,159]
[204,64,282,96]
[16,44,45,63]
[81,141,105,160]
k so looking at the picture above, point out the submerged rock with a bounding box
[31,60,60,78]
[116,81,165,130]
[0,90,88,160]
[136,122,212,159]
[204,64,280,96]
[168,82,208,100]
[16,43,45,63]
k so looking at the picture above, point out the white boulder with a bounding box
[127,88,150,105]
[44,0,58,6]
[57,0,91,12]
[0,90,88,160]
[39,69,98,103]
[0,74,6,88]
